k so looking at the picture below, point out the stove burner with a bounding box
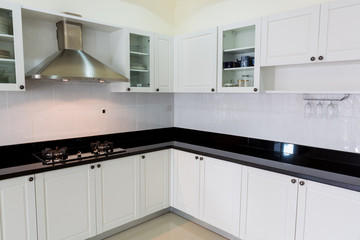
[90,141,114,155]
[42,147,68,161]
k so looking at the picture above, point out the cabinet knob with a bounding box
[310,56,316,61]
[29,177,34,182]
[156,88,159,92]
[291,179,296,184]
[253,88,258,92]
[299,181,305,186]
[142,155,145,159]
[91,165,95,169]
[97,164,101,168]
[127,88,131,91]
[318,56,324,61]
[195,156,199,160]
[211,88,215,92]
[200,157,203,161]
[19,85,25,90]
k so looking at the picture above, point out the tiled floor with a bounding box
[105,213,228,240]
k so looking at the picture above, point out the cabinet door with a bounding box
[0,175,36,240]
[319,0,360,62]
[36,165,96,240]
[240,167,298,240]
[261,6,320,66]
[140,150,169,216]
[155,34,173,92]
[296,180,360,240]
[173,150,200,217]
[128,29,155,92]
[0,2,25,91]
[200,157,242,237]
[95,156,140,233]
[176,27,217,93]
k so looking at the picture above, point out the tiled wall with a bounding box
[174,93,360,153]
[0,81,174,146]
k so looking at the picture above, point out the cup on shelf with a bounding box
[240,56,254,67]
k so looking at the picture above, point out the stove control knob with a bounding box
[77,151,82,158]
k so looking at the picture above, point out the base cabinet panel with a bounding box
[95,156,140,233]
[140,150,169,217]
[296,180,360,240]
[200,157,242,237]
[240,167,298,240]
[36,165,96,240]
[0,175,37,240]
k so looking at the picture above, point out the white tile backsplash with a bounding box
[0,82,173,146]
[174,93,360,153]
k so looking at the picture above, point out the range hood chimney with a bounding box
[25,21,129,83]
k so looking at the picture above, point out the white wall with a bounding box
[9,0,174,35]
[174,93,360,153]
[0,81,173,146]
[174,0,332,34]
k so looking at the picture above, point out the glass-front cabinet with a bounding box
[0,2,24,91]
[128,30,154,92]
[218,19,261,93]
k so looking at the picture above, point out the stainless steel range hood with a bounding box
[25,21,129,83]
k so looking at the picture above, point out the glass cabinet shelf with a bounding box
[130,51,149,56]
[224,46,255,54]
[224,66,254,71]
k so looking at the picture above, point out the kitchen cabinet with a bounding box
[0,175,37,240]
[261,5,320,66]
[172,150,242,237]
[217,19,261,93]
[35,165,97,240]
[154,34,173,92]
[140,150,169,217]
[174,27,217,93]
[126,29,155,92]
[0,1,25,91]
[240,166,360,240]
[95,156,140,233]
[295,179,360,240]
[240,166,298,240]
[318,0,360,62]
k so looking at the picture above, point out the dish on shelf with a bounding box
[0,16,9,35]
[130,62,146,70]
[0,49,10,58]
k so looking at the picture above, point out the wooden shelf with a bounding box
[224,46,255,54]
[130,51,149,56]
[223,66,254,71]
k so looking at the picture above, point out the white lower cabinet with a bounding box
[240,166,298,240]
[35,165,97,240]
[173,150,242,237]
[140,150,169,217]
[295,180,360,240]
[0,175,37,240]
[95,156,140,233]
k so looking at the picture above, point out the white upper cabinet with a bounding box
[155,34,173,92]
[0,1,24,91]
[175,27,217,93]
[318,0,360,62]
[261,5,321,66]
[218,19,261,93]
[140,150,169,217]
[296,180,360,240]
[95,156,140,233]
[0,175,37,240]
[127,29,155,92]
[240,167,298,240]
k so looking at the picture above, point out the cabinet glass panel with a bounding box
[222,26,255,88]
[0,8,15,85]
[130,33,150,88]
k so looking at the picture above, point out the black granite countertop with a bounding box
[0,128,359,191]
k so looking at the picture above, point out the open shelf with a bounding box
[224,46,255,54]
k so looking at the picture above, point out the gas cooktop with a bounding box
[32,141,126,165]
